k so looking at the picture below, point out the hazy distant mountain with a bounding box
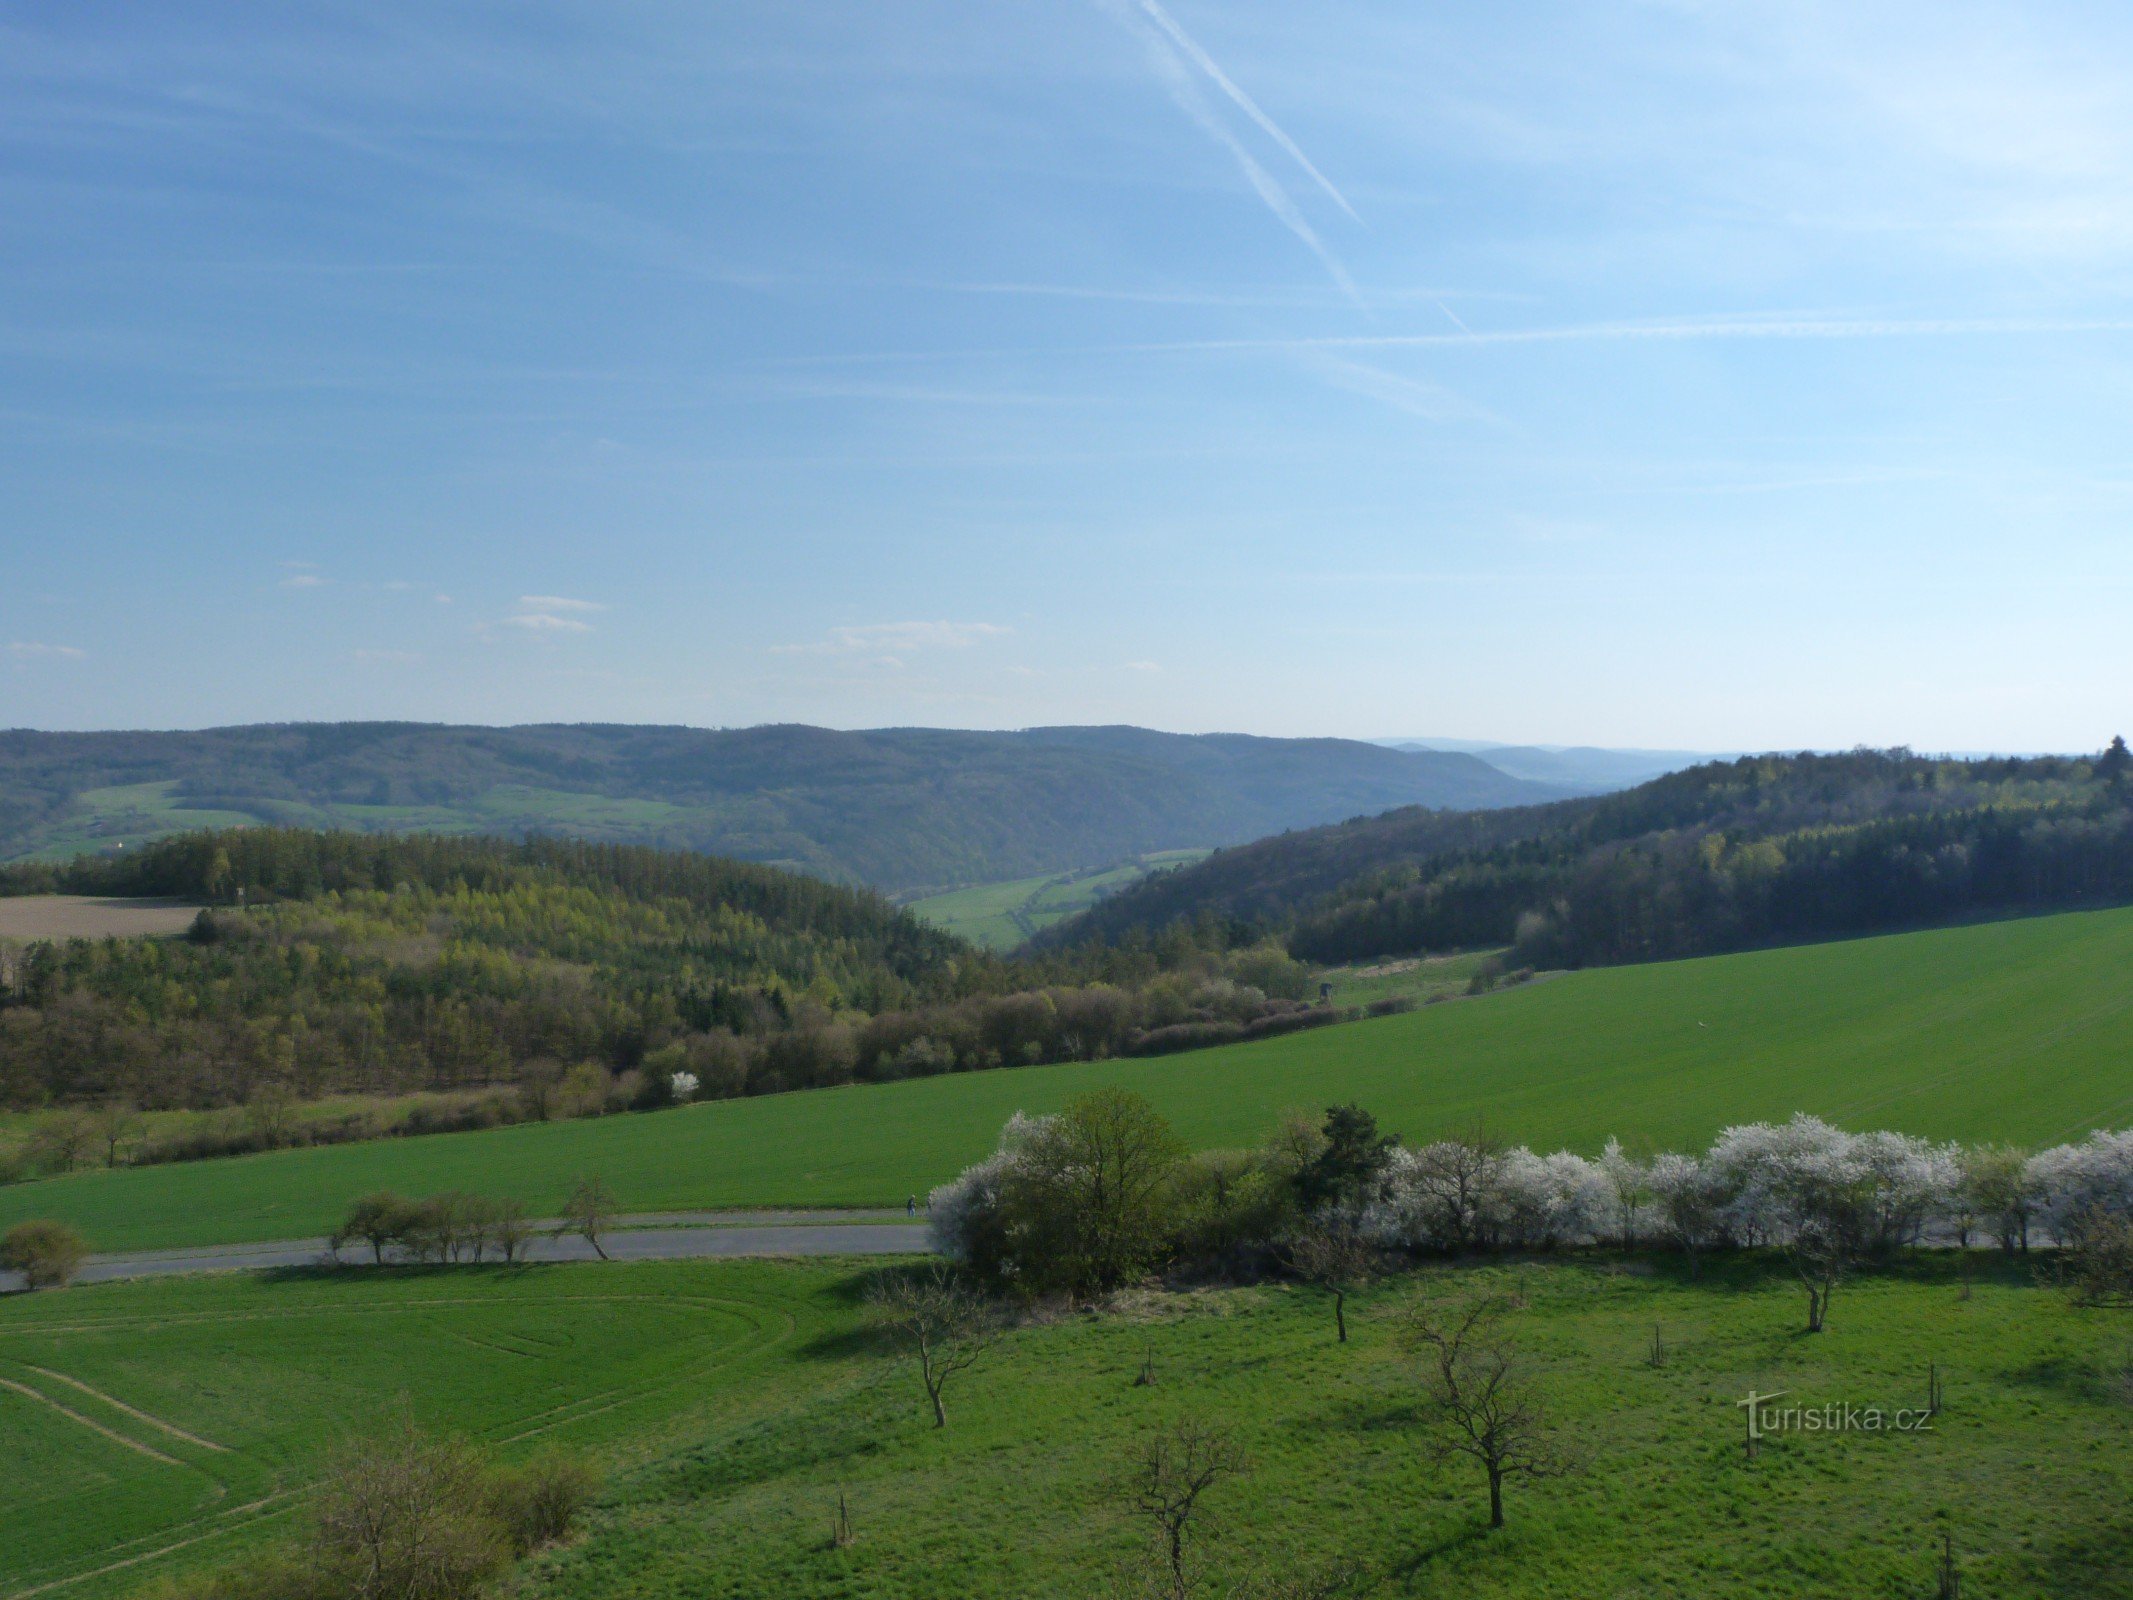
[0,722,1570,892]
[1378,739,1717,793]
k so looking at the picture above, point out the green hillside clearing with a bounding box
[906,850,1210,949]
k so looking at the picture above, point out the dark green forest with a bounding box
[1049,744,2133,968]
[0,831,1322,1119]
[0,722,1556,890]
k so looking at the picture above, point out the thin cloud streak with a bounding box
[1127,313,2133,356]
[1133,0,1361,222]
[1101,0,1360,303]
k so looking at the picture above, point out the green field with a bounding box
[7,907,2133,1256]
[906,850,1211,949]
[7,784,266,864]
[0,1259,866,1598]
[7,1253,2131,1599]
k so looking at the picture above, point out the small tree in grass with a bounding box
[867,1265,1000,1428]
[2,1220,88,1289]
[1406,1289,1570,1530]
[1121,1417,1247,1600]
[1289,1217,1376,1344]
[558,1176,618,1260]
[88,1102,144,1168]
[1789,1219,1847,1333]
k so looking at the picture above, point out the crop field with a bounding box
[907,850,1210,949]
[7,905,2133,1256]
[0,897,205,941]
[0,1259,868,1600]
[5,1253,2129,1600]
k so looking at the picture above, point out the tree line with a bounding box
[0,829,1341,1132]
[1050,744,2133,971]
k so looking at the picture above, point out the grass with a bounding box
[0,1258,866,1599]
[907,850,1210,950]
[10,905,2133,1255]
[1317,949,1504,1008]
[7,1252,2132,1599]
[5,784,265,865]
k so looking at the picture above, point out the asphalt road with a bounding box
[0,1210,936,1291]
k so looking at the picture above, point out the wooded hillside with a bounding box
[1049,744,2133,968]
[0,722,1562,890]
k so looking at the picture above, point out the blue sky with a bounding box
[6,1,2133,750]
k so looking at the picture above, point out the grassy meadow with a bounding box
[7,905,2133,1256]
[906,850,1211,949]
[5,1252,2130,1600]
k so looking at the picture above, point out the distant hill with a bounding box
[1380,738,1715,792]
[0,722,1565,892]
[1046,745,2133,968]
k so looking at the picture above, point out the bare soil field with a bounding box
[0,895,204,940]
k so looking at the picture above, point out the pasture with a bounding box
[907,849,1210,949]
[5,1253,2130,1599]
[8,905,2133,1255]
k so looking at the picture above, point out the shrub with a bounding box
[932,1091,1188,1296]
[3,1219,89,1288]
[484,1449,596,1554]
[2030,1130,2133,1245]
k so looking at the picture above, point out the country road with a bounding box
[0,1210,936,1292]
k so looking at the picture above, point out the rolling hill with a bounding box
[8,904,2132,1254]
[0,722,1562,891]
[1049,745,2133,967]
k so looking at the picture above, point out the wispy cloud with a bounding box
[8,641,86,659]
[352,647,421,664]
[1130,312,2133,357]
[1132,0,1360,223]
[1101,0,1360,300]
[501,612,593,634]
[517,594,605,612]
[1304,353,1495,423]
[280,573,327,589]
[773,621,1011,656]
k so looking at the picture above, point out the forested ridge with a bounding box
[1049,744,2133,968]
[0,721,1559,890]
[0,830,1328,1120]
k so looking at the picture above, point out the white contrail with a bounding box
[1105,0,1359,301]
[1436,300,1472,335]
[1134,0,1361,223]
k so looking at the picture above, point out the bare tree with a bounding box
[1121,1417,1247,1600]
[88,1102,143,1168]
[314,1422,506,1600]
[486,1198,534,1264]
[1406,1290,1568,1530]
[1289,1218,1377,1344]
[1788,1219,1847,1333]
[867,1265,1000,1428]
[558,1175,619,1260]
